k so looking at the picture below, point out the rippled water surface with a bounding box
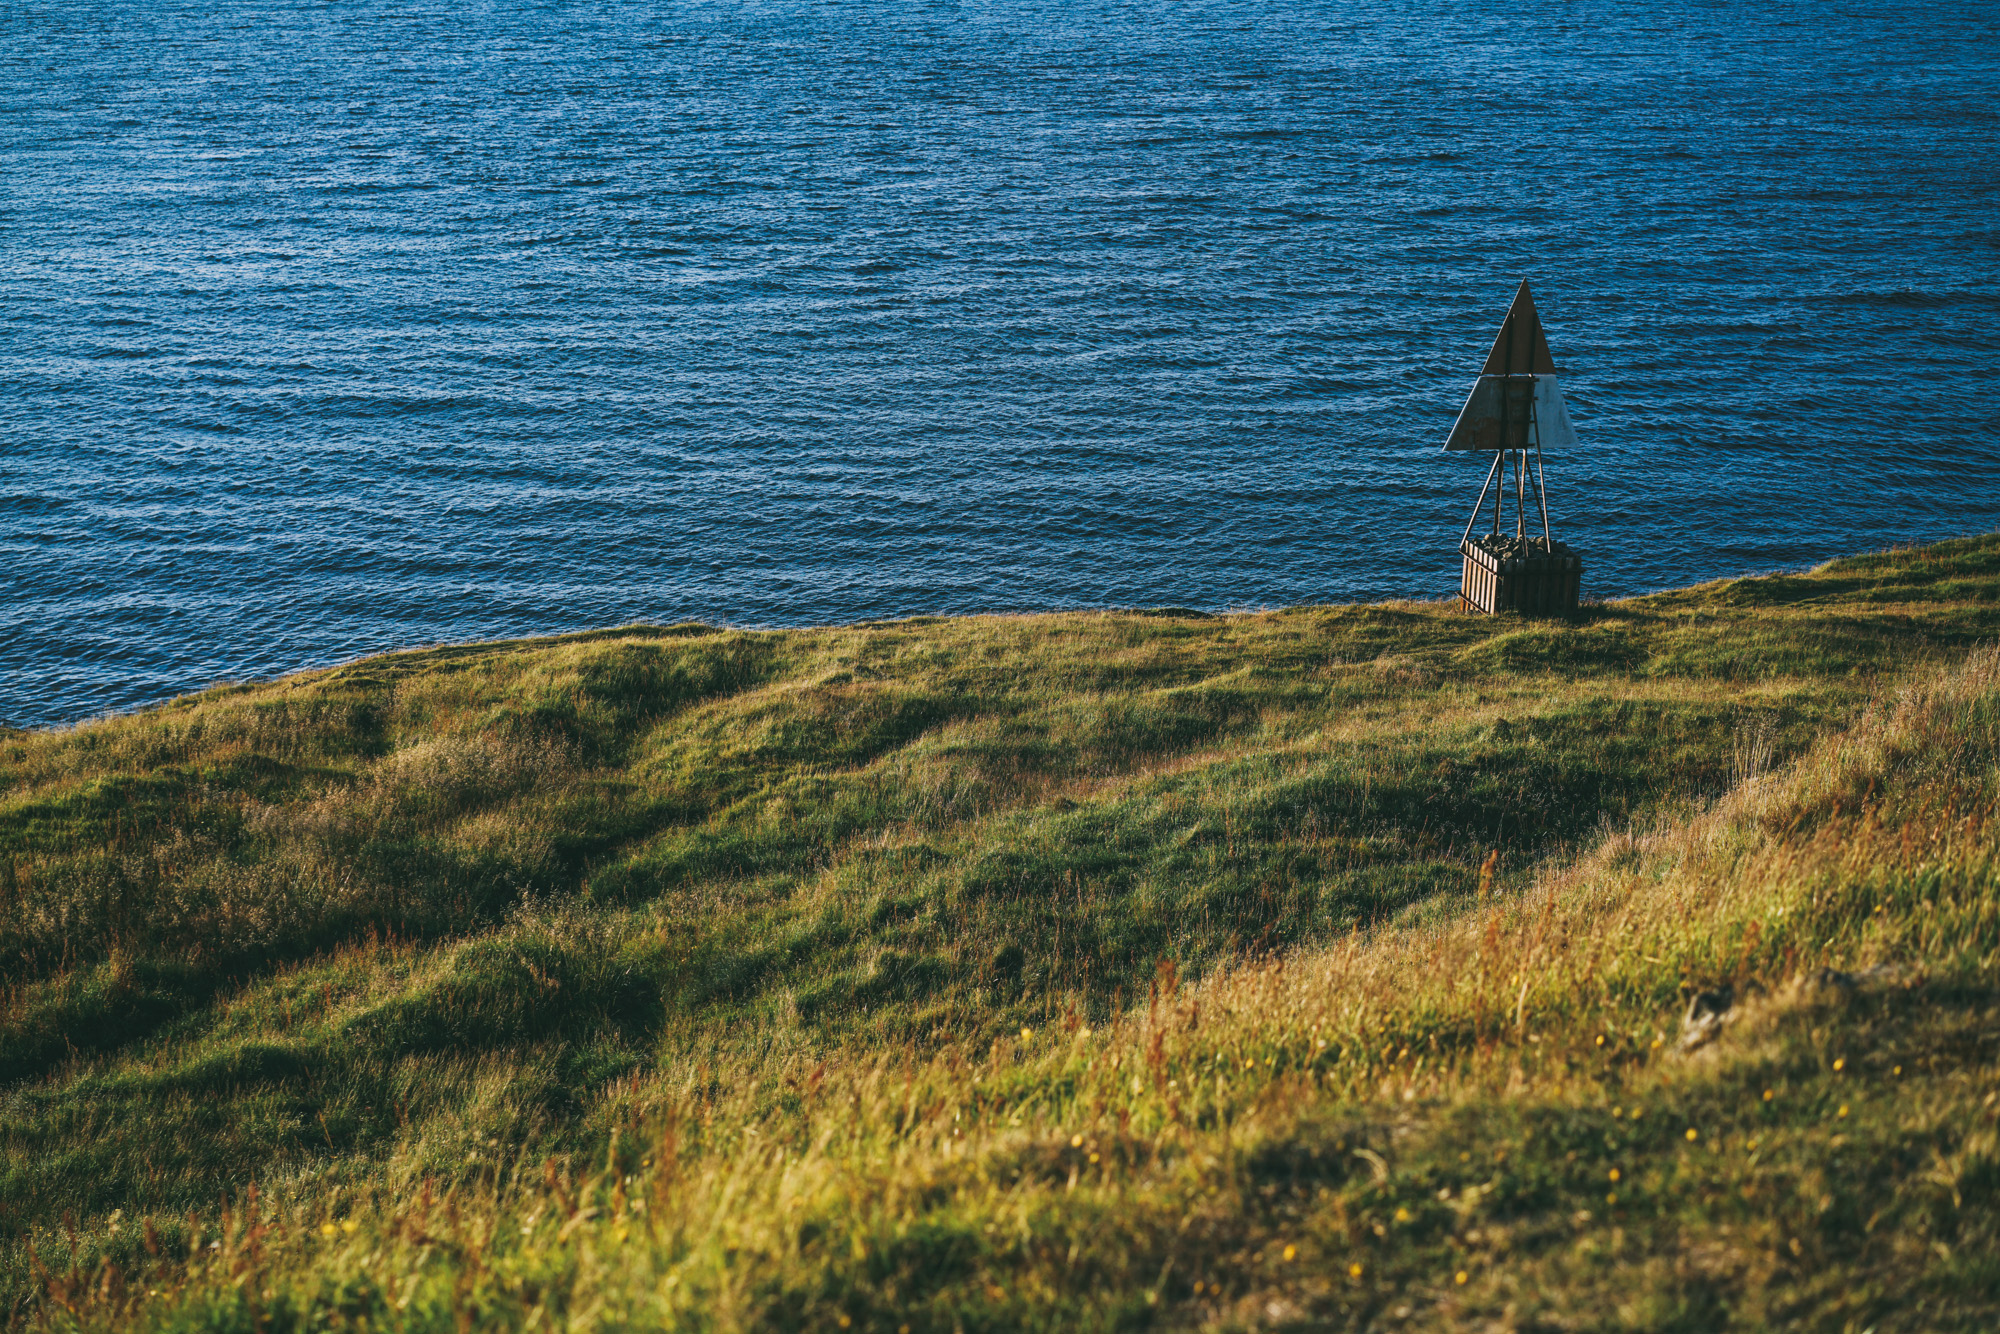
[5,0,1998,725]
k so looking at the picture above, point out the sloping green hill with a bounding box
[3,535,1997,1331]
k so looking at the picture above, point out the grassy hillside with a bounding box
[2,535,1997,1331]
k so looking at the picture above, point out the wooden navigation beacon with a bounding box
[1444,281,1583,615]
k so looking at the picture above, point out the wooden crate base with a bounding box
[1460,537,1581,616]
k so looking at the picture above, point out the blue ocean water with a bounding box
[4,0,1998,728]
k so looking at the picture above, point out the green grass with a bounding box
[3,534,1999,1331]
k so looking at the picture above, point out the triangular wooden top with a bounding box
[1480,281,1557,376]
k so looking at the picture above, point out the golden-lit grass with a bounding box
[3,535,1998,1330]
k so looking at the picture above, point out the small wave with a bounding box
[0,493,77,514]
[1807,289,1993,309]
